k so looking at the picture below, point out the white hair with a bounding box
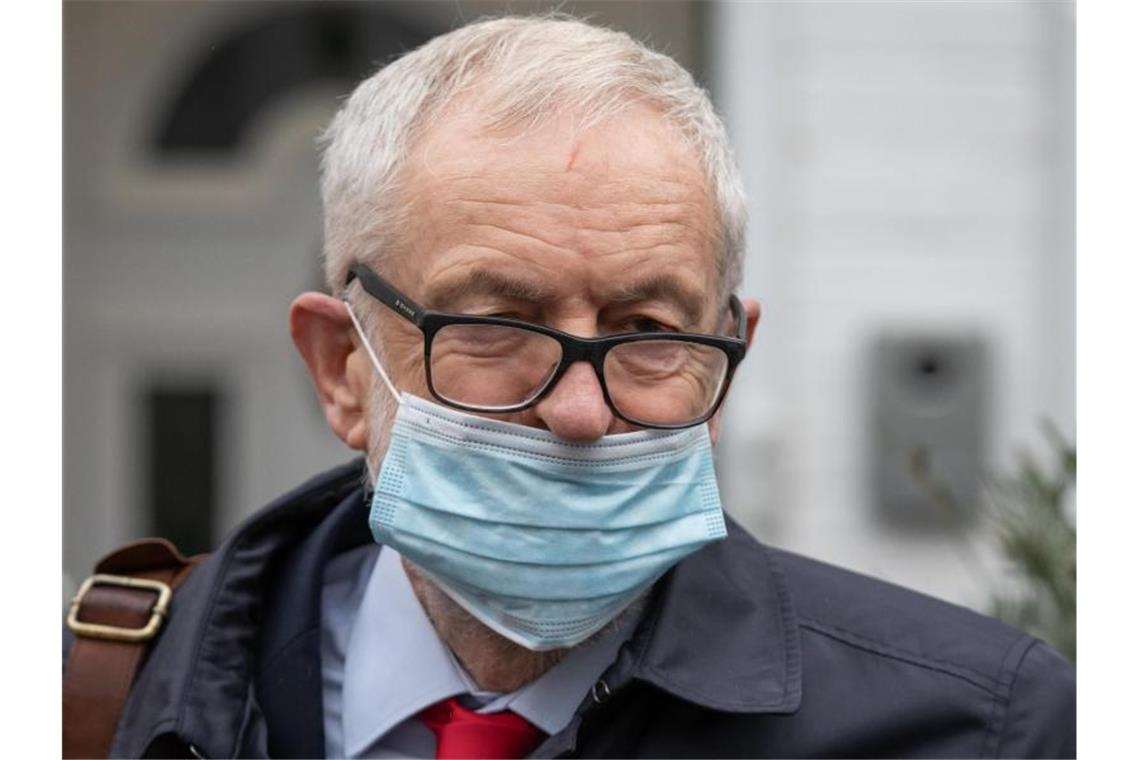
[319,14,746,301]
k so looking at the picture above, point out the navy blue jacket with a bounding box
[86,460,1075,758]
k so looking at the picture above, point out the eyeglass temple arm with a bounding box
[728,295,747,341]
[344,263,424,326]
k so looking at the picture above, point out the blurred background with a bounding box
[64,1,1075,622]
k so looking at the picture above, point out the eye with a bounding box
[628,316,677,334]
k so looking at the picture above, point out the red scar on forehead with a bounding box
[565,142,581,171]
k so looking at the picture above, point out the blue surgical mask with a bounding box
[346,303,728,650]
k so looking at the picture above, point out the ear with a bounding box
[289,292,371,451]
[708,297,762,445]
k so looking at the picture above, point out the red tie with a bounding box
[419,697,545,760]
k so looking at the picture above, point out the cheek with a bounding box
[391,334,431,395]
[372,312,429,392]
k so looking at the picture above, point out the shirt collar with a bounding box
[492,612,638,734]
[342,547,636,754]
[342,547,463,756]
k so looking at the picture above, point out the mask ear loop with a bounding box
[342,298,401,403]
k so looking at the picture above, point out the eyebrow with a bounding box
[423,268,710,327]
[604,274,708,328]
[423,269,558,310]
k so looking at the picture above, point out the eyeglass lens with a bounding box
[428,323,730,425]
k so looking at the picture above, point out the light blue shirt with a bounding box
[321,545,636,758]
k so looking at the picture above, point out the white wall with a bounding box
[710,1,1074,608]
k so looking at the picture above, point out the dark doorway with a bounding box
[144,385,219,555]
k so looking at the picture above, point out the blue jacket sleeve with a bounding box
[997,639,1076,758]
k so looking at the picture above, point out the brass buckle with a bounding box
[66,574,173,642]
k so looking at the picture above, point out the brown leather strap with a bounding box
[63,539,206,759]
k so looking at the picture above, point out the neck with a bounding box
[402,557,568,692]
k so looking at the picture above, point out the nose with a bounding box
[532,361,616,442]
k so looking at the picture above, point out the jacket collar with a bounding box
[253,466,373,757]
[111,460,368,759]
[112,461,801,757]
[624,517,803,713]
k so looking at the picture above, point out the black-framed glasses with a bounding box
[344,263,748,429]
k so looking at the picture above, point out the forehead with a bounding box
[392,101,719,300]
[409,101,707,194]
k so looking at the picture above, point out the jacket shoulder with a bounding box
[768,546,1076,757]
[99,459,369,758]
[771,547,1026,685]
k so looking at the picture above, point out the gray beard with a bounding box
[401,557,569,690]
[402,555,650,691]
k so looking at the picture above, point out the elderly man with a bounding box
[63,15,1075,759]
